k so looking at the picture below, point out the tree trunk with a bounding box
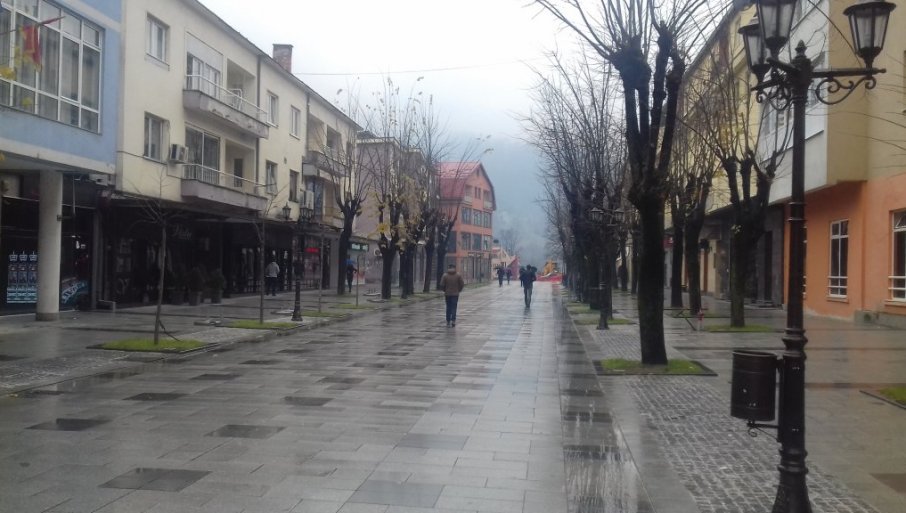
[422,241,434,293]
[153,224,166,345]
[380,249,396,300]
[637,205,667,365]
[670,223,684,308]
[259,222,265,324]
[336,216,353,296]
[630,233,640,295]
[435,247,446,289]
[684,225,704,317]
[729,230,749,328]
[619,239,629,291]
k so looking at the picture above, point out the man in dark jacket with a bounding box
[439,264,465,327]
[520,265,536,307]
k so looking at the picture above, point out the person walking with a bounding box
[520,265,536,308]
[345,261,357,293]
[506,267,511,285]
[439,264,465,327]
[496,266,505,287]
[265,259,280,296]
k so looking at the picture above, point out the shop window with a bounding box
[828,220,848,297]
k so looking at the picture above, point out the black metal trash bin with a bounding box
[731,350,778,422]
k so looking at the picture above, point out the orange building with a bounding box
[439,162,496,283]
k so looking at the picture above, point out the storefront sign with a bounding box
[350,242,369,252]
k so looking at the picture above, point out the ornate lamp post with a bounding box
[590,206,625,330]
[735,2,895,511]
[286,203,314,322]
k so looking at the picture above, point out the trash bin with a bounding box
[730,350,778,422]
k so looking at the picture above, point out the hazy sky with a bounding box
[200,0,573,265]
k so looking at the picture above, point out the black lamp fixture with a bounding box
[282,203,292,222]
[732,2,896,513]
[299,205,314,223]
[588,206,604,225]
[845,0,896,68]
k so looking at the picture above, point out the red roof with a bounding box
[438,161,494,204]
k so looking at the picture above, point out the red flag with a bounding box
[21,24,41,70]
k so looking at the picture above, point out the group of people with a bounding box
[269,258,538,328]
[440,263,538,327]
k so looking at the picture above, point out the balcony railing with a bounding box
[181,163,261,192]
[185,74,267,122]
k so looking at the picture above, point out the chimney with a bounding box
[273,44,293,73]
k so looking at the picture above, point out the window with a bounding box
[146,16,168,62]
[482,235,491,251]
[290,106,301,137]
[267,92,278,126]
[289,171,299,202]
[448,231,457,253]
[464,186,472,198]
[186,54,221,98]
[185,126,220,183]
[143,114,163,160]
[829,220,848,297]
[304,177,324,215]
[471,234,482,251]
[892,212,906,300]
[0,2,103,131]
[461,207,471,225]
[461,232,470,251]
[265,161,277,194]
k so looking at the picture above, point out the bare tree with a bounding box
[526,51,626,327]
[533,0,725,363]
[682,19,790,327]
[669,113,716,315]
[317,87,371,296]
[355,78,424,300]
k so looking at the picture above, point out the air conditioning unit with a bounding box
[301,190,315,212]
[168,144,187,163]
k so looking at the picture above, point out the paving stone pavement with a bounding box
[0,284,663,513]
[1,284,902,513]
[571,290,905,513]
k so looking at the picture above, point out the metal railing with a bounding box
[185,74,267,122]
[181,163,263,193]
[889,275,906,300]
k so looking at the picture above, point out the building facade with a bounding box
[0,0,122,318]
[439,161,496,283]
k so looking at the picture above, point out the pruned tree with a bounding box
[320,86,372,296]
[669,112,716,315]
[355,78,424,300]
[533,0,725,363]
[526,50,627,327]
[682,17,790,327]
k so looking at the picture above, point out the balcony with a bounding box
[484,200,493,210]
[462,195,473,206]
[302,149,348,179]
[178,164,267,211]
[183,75,269,138]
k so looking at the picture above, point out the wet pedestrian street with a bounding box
[0,283,648,513]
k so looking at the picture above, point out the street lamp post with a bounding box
[736,2,895,512]
[589,206,624,330]
[285,203,314,322]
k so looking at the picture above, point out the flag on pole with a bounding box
[20,23,41,70]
